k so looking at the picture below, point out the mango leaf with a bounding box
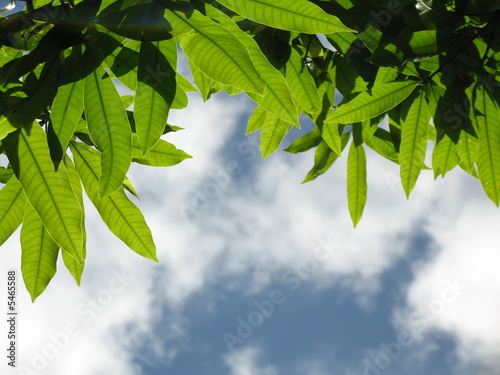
[6,56,60,128]
[132,134,192,167]
[322,122,344,156]
[217,0,354,34]
[326,81,419,124]
[332,53,368,97]
[475,86,500,205]
[21,202,60,302]
[246,105,267,135]
[0,176,25,246]
[260,112,294,159]
[285,47,321,114]
[366,128,400,163]
[135,40,177,155]
[71,142,158,261]
[285,128,321,154]
[3,124,84,263]
[303,134,350,183]
[432,133,459,178]
[61,156,86,285]
[205,6,298,124]
[50,79,84,166]
[84,65,133,197]
[456,129,479,174]
[104,41,140,91]
[347,142,367,227]
[399,90,429,198]
[166,8,266,95]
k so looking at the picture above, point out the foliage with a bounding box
[1,0,499,300]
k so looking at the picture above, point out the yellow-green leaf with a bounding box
[475,86,500,206]
[399,90,429,198]
[21,202,60,302]
[84,66,133,197]
[132,134,192,167]
[166,9,266,95]
[217,0,354,34]
[347,142,367,227]
[326,81,419,124]
[3,124,84,263]
[0,176,25,246]
[135,40,177,155]
[260,112,293,159]
[51,79,84,159]
[71,142,157,261]
[206,6,298,124]
[285,47,321,114]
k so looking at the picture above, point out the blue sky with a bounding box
[1,7,500,371]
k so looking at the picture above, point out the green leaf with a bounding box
[166,8,266,95]
[135,40,177,155]
[303,134,349,183]
[71,142,158,261]
[260,112,294,159]
[6,56,60,128]
[399,90,430,198]
[285,47,321,113]
[21,202,60,302]
[205,6,298,124]
[326,81,419,124]
[475,86,500,205]
[365,128,400,164]
[456,129,479,174]
[347,141,367,227]
[0,176,25,246]
[217,0,354,34]
[84,66,133,197]
[3,124,84,263]
[332,53,368,97]
[246,105,267,135]
[50,79,84,163]
[322,122,344,156]
[132,134,192,167]
[432,133,459,178]
[61,156,86,285]
[285,128,321,154]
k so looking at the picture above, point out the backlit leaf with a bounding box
[347,141,367,227]
[3,124,84,263]
[71,142,157,261]
[21,202,60,302]
[326,81,419,124]
[84,65,133,197]
[0,176,25,246]
[217,0,354,34]
[399,90,429,197]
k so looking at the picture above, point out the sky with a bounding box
[0,6,500,372]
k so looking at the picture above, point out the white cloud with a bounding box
[393,170,500,372]
[224,346,278,375]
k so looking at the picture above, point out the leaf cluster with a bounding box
[0,0,499,299]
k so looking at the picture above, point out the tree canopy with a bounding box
[1,0,499,300]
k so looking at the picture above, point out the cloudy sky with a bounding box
[1,47,500,375]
